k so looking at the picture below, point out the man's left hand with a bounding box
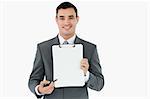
[80,58,89,76]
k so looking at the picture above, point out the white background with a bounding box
[0,0,150,99]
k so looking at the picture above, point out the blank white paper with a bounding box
[52,44,85,88]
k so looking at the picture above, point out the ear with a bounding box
[76,16,79,23]
[55,16,58,23]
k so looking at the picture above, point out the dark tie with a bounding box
[63,41,69,45]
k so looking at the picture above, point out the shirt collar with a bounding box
[58,34,76,45]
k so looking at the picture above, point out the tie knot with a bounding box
[63,41,69,45]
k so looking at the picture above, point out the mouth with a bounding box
[62,26,71,30]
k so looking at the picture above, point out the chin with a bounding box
[63,32,71,35]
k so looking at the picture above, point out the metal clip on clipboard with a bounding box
[59,44,75,48]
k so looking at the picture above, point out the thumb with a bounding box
[50,82,54,86]
[48,82,54,87]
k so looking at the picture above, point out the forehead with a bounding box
[57,8,76,17]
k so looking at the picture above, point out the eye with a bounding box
[69,16,74,20]
[59,17,65,20]
[69,17,74,20]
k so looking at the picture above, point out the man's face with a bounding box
[56,8,79,37]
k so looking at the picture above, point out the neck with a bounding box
[60,33,75,40]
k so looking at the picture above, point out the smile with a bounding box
[63,26,71,30]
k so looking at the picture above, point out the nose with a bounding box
[64,19,70,26]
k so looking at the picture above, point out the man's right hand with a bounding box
[38,80,55,95]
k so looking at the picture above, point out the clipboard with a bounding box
[52,44,85,88]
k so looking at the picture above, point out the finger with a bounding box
[81,63,89,68]
[80,66,85,70]
[80,67,87,75]
[81,65,89,72]
[43,85,54,93]
[47,87,54,94]
[81,59,87,62]
[81,61,86,65]
[47,82,54,89]
[45,84,54,90]
[80,66,87,71]
[82,58,88,62]
[50,82,54,87]
[40,80,50,85]
[41,80,50,83]
[81,62,88,65]
[82,60,89,65]
[81,65,86,69]
[44,88,54,94]
[81,60,89,65]
[45,83,55,94]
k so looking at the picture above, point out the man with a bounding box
[28,2,104,99]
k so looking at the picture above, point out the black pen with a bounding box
[43,79,58,87]
[53,79,58,82]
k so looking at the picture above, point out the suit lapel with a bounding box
[51,35,60,45]
[74,36,82,44]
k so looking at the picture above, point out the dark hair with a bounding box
[56,2,78,17]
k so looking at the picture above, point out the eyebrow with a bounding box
[59,16,64,18]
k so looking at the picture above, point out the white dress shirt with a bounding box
[58,34,75,45]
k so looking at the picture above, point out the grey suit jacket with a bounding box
[28,35,104,99]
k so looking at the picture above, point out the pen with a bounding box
[43,79,58,87]
[53,79,58,82]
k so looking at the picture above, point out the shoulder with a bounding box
[37,36,57,48]
[77,37,97,48]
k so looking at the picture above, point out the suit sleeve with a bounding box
[86,46,104,91]
[28,44,45,98]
